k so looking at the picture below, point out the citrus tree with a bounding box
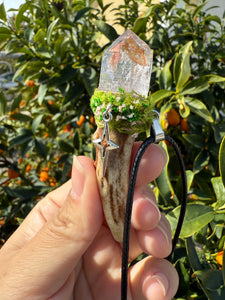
[0,0,225,298]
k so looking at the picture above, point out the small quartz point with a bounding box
[98,29,153,97]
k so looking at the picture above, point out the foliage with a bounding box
[0,0,225,298]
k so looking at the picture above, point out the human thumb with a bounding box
[3,156,103,297]
[38,155,103,266]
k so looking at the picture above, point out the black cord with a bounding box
[121,133,187,300]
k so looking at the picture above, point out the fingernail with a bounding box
[71,155,85,198]
[141,187,161,222]
[157,144,168,165]
[157,223,170,246]
[146,273,169,298]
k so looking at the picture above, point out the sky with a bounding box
[0,0,25,12]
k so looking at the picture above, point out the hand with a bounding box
[0,143,178,300]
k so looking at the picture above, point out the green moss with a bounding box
[90,89,154,134]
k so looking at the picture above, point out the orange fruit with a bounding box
[32,91,38,99]
[77,115,85,127]
[25,164,31,172]
[164,140,170,146]
[180,118,189,131]
[63,124,71,132]
[216,251,223,266]
[39,171,49,182]
[90,115,95,125]
[167,108,180,126]
[48,100,55,105]
[20,100,26,107]
[8,168,20,179]
[26,80,35,87]
[9,111,17,120]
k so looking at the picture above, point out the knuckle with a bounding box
[46,203,78,242]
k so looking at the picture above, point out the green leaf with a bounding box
[80,67,98,96]
[73,130,80,150]
[47,18,58,44]
[64,84,84,104]
[213,123,225,144]
[193,1,208,18]
[0,3,7,21]
[15,3,31,30]
[8,113,33,122]
[173,53,182,86]
[180,75,225,95]
[174,41,193,91]
[34,137,48,159]
[151,90,174,105]
[58,139,74,153]
[193,150,210,174]
[2,186,40,200]
[11,95,22,111]
[219,136,225,187]
[189,189,212,202]
[133,16,148,34]
[38,84,47,105]
[176,170,194,201]
[195,269,223,291]
[74,7,92,22]
[155,142,179,206]
[94,20,118,41]
[82,121,91,136]
[48,66,77,86]
[177,52,191,90]
[185,237,203,271]
[0,27,11,35]
[159,60,172,90]
[204,15,221,25]
[167,203,214,238]
[32,114,44,133]
[133,5,155,34]
[9,129,33,147]
[61,158,72,182]
[186,170,194,191]
[13,62,30,81]
[178,96,190,118]
[175,258,190,294]
[0,33,12,41]
[0,90,7,116]
[183,134,205,149]
[185,97,213,123]
[211,177,225,210]
[33,28,46,44]
[96,0,103,9]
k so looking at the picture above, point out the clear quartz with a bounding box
[98,30,153,97]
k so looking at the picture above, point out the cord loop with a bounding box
[121,114,187,300]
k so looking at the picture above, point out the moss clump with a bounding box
[90,88,153,134]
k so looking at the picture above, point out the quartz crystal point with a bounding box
[98,29,153,97]
[94,30,153,242]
